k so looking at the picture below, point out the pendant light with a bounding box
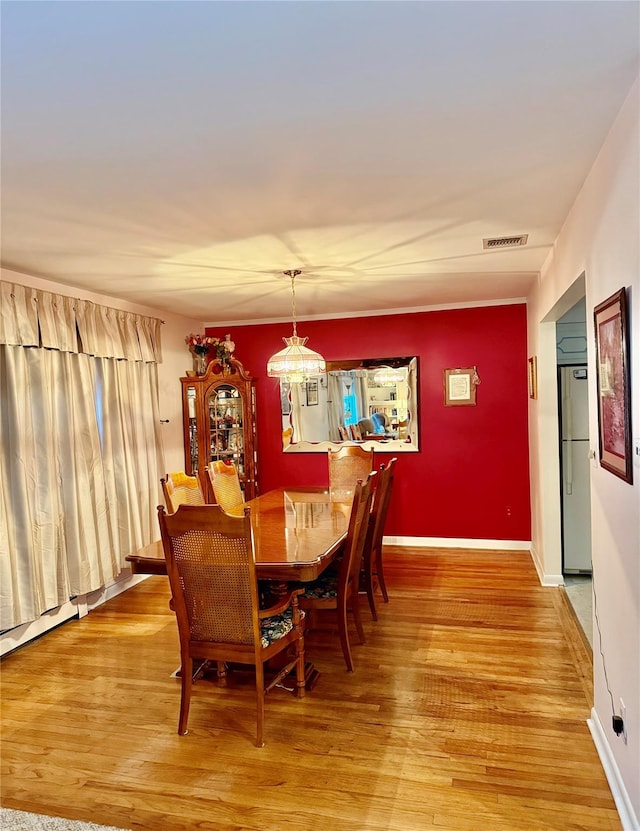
[373,366,405,386]
[266,269,326,384]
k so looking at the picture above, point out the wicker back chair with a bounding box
[349,423,362,441]
[328,444,375,501]
[161,472,205,513]
[361,457,397,619]
[299,471,376,671]
[207,460,244,513]
[157,503,305,746]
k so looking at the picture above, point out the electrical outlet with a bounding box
[620,699,628,744]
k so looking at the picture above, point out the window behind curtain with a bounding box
[0,281,163,632]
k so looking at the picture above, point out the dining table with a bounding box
[125,486,353,689]
[126,486,351,581]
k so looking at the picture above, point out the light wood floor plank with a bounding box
[1,547,619,830]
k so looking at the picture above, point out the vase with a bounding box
[194,352,207,375]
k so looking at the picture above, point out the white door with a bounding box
[560,367,592,572]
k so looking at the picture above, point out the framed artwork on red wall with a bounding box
[594,287,632,484]
[528,356,538,399]
[444,367,478,406]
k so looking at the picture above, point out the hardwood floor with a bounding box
[1,547,619,831]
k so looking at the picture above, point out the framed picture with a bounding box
[594,288,632,484]
[280,382,291,416]
[528,356,538,400]
[306,379,319,406]
[444,367,477,406]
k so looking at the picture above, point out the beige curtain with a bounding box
[327,371,347,441]
[289,383,306,442]
[97,358,163,555]
[0,281,162,359]
[354,370,369,422]
[0,282,163,631]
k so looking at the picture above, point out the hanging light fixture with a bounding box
[373,366,405,386]
[266,269,326,384]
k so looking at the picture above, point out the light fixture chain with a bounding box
[291,272,297,337]
[284,268,302,339]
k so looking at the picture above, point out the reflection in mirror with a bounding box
[281,357,419,453]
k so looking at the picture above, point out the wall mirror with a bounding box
[280,357,419,453]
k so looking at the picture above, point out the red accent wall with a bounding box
[207,304,531,541]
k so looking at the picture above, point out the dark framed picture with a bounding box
[306,379,319,406]
[444,367,477,406]
[594,287,632,484]
[528,356,538,400]
[280,382,291,416]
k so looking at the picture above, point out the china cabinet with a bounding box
[180,357,258,503]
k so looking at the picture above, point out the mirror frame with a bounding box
[281,356,419,453]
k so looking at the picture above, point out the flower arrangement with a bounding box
[185,333,235,373]
[185,334,218,356]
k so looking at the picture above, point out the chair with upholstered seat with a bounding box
[360,457,397,619]
[161,471,205,514]
[328,444,374,501]
[207,460,244,513]
[298,471,376,671]
[157,503,306,747]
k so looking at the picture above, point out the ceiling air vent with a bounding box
[483,234,528,249]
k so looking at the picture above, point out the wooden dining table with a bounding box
[126,486,351,581]
[125,486,352,690]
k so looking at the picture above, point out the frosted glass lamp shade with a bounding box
[373,367,404,386]
[266,335,326,384]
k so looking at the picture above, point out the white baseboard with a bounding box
[529,542,564,586]
[1,600,79,657]
[383,535,532,551]
[85,570,148,612]
[588,708,639,830]
[1,569,149,657]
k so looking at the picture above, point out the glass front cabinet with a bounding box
[180,357,258,503]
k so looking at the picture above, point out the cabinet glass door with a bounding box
[208,384,245,476]
[186,386,198,473]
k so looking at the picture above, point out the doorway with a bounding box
[556,297,593,646]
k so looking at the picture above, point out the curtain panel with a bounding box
[0,281,162,361]
[0,282,164,631]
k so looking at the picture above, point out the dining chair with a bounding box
[361,457,397,619]
[157,503,306,747]
[207,460,244,513]
[349,423,362,441]
[357,417,376,437]
[161,471,205,513]
[328,444,375,501]
[298,471,376,672]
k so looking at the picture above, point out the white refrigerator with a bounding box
[560,366,592,572]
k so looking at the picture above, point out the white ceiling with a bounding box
[1,1,638,324]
